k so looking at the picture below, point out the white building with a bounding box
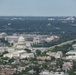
[46,35,59,42]
[3,36,34,59]
[66,50,76,60]
[33,36,41,44]
[40,70,65,75]
[47,51,63,59]
[72,44,76,49]
[63,62,72,71]
[0,32,7,38]
[16,36,26,50]
[4,50,34,59]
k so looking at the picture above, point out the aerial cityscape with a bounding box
[0,0,76,75]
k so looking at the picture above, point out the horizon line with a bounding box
[0,15,76,17]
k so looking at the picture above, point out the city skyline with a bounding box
[0,0,76,16]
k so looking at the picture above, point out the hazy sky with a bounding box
[0,0,76,16]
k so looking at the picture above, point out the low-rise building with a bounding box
[37,56,51,61]
[62,62,73,71]
[40,70,65,75]
[0,66,17,75]
[47,51,63,59]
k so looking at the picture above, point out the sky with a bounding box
[0,0,76,16]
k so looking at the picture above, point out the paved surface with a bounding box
[49,39,76,50]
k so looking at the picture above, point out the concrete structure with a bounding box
[47,51,63,59]
[37,56,51,60]
[66,50,76,55]
[0,32,7,39]
[0,65,17,75]
[40,70,65,75]
[3,36,34,59]
[72,44,76,49]
[66,55,76,60]
[63,62,72,71]
[65,43,76,60]
[46,35,59,42]
[4,50,34,59]
[16,36,26,50]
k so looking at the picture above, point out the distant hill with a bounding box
[0,16,76,35]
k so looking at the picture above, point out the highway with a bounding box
[49,39,76,50]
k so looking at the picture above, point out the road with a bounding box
[48,39,76,49]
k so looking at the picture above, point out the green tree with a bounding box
[56,58,63,68]
[73,61,76,71]
[36,50,41,56]
[24,48,31,53]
